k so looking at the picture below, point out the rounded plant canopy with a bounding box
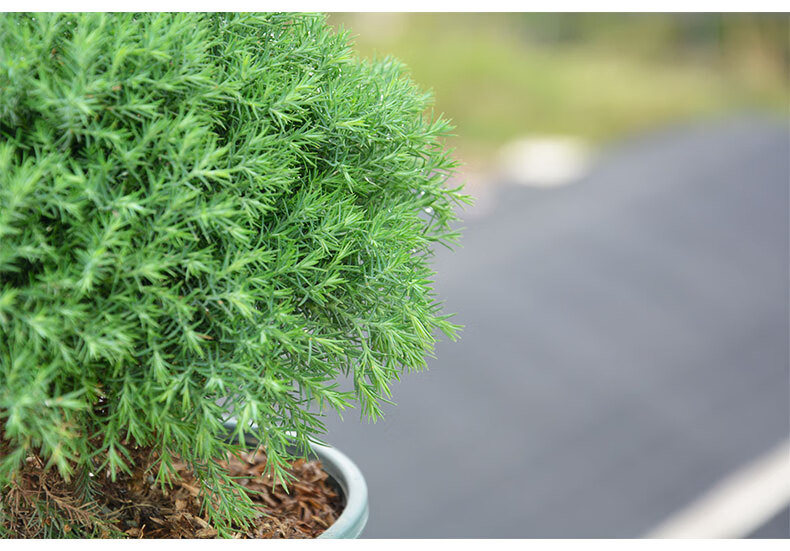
[0,13,464,535]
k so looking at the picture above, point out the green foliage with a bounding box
[0,13,465,536]
[331,13,789,158]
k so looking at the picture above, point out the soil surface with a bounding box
[3,447,344,539]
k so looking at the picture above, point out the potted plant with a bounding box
[0,12,465,538]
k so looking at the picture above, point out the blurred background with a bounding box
[322,13,790,538]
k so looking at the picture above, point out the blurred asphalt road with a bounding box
[321,116,790,538]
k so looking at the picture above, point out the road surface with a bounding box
[320,116,790,538]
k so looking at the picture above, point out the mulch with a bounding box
[2,447,344,539]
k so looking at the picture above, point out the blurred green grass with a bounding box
[329,13,789,164]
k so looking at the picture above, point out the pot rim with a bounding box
[311,440,369,539]
[222,420,368,539]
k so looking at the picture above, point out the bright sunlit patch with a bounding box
[646,439,790,538]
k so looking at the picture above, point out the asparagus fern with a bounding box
[0,12,465,537]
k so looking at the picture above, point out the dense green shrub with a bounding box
[0,13,465,537]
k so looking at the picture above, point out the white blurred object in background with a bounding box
[497,136,592,188]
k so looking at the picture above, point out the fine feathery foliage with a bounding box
[0,13,467,537]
